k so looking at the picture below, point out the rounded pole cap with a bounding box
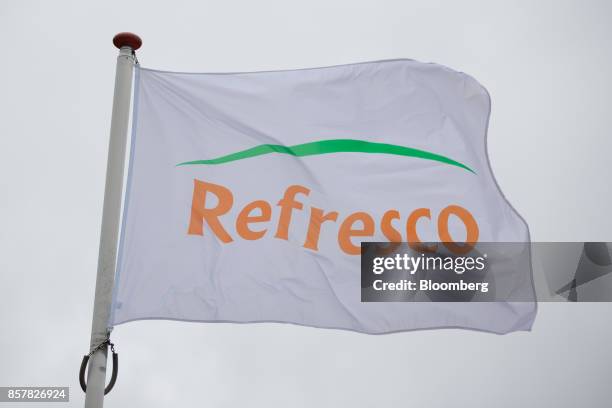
[113,32,142,50]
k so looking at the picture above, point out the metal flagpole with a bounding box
[84,32,142,408]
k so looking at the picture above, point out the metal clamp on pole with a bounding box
[80,339,119,395]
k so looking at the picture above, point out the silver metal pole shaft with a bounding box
[85,33,141,408]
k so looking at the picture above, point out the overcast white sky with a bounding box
[1,1,611,407]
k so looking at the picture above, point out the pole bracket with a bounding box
[79,338,119,395]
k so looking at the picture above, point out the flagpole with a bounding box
[84,32,141,408]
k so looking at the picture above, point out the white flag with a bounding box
[110,60,536,334]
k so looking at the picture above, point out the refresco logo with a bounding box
[186,180,479,256]
[180,139,478,256]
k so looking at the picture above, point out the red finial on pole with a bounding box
[112,32,142,50]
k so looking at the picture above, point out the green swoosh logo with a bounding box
[176,139,474,174]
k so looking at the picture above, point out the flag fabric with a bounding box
[110,59,536,334]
